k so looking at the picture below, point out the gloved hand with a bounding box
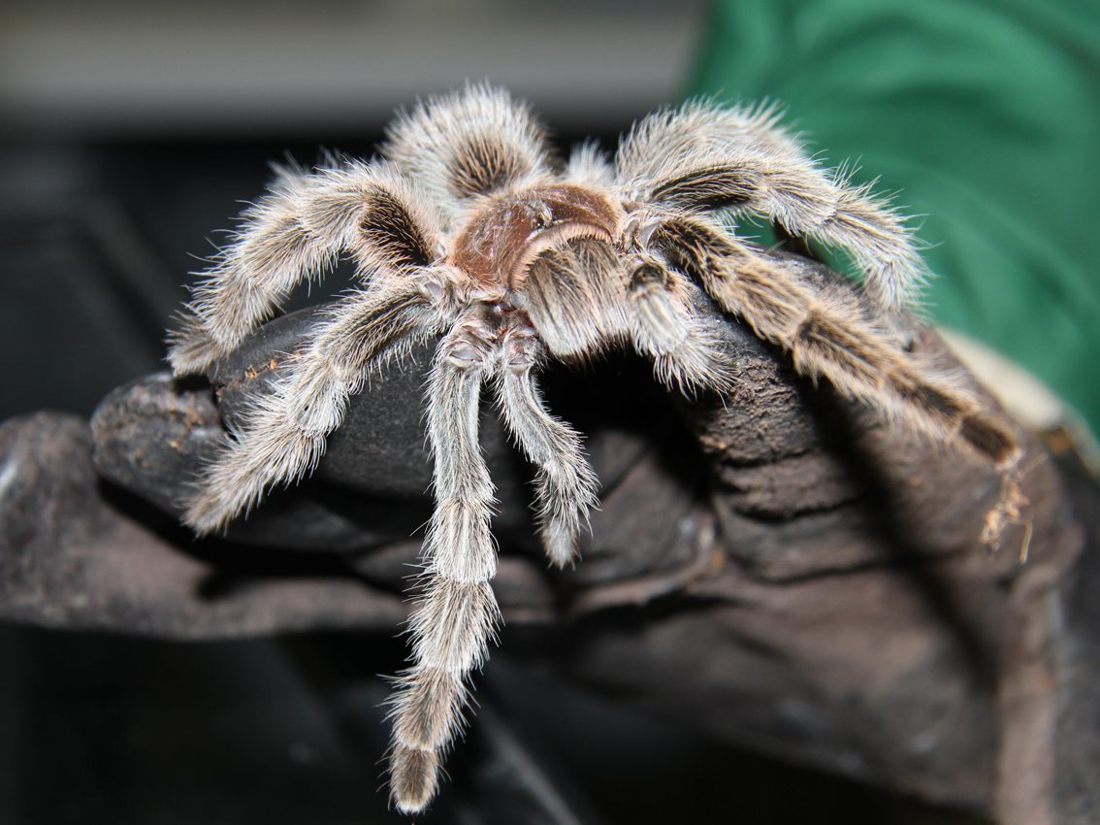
[0,251,1090,823]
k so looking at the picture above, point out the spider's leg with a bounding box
[387,316,500,814]
[625,258,739,394]
[169,161,440,375]
[616,102,923,311]
[648,215,1019,465]
[563,140,615,189]
[493,328,599,567]
[182,281,438,534]
[382,83,554,213]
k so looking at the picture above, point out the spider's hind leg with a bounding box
[382,84,555,211]
[616,102,924,312]
[168,161,441,376]
[182,280,438,534]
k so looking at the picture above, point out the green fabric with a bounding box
[689,0,1100,436]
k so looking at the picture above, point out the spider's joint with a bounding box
[627,258,674,290]
[415,265,479,316]
[440,301,537,369]
[443,338,487,368]
[500,322,541,371]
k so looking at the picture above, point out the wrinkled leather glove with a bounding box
[0,253,1093,824]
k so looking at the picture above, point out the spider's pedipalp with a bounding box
[388,321,501,814]
[517,240,634,363]
[182,281,438,534]
[625,256,739,394]
[521,248,613,359]
[382,84,554,213]
[647,215,1019,465]
[168,161,442,376]
[616,100,924,312]
[494,340,600,568]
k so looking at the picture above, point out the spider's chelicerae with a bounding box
[167,85,1020,813]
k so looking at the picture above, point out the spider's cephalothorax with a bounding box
[167,85,1020,813]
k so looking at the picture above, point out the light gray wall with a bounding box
[1,0,709,137]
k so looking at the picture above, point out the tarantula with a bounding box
[167,85,1019,813]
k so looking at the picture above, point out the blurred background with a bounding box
[1,1,1095,822]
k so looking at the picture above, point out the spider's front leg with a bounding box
[616,102,924,312]
[389,301,609,810]
[386,308,502,813]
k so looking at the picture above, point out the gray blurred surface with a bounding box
[0,0,708,138]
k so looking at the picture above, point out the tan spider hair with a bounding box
[167,84,1019,813]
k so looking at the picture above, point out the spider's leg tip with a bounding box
[389,745,439,815]
[542,530,580,568]
[181,496,234,537]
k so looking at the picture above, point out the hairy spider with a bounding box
[167,85,1019,813]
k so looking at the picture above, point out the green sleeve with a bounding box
[690,0,1100,435]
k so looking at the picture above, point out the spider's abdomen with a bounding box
[450,184,622,290]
